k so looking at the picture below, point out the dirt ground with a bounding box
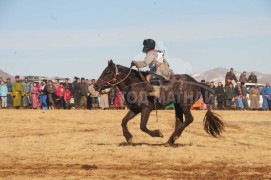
[0,109,270,179]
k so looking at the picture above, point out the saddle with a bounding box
[145,73,169,86]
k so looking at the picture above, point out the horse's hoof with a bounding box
[173,136,180,142]
[153,130,163,138]
[164,143,173,147]
[159,132,164,138]
[127,137,133,145]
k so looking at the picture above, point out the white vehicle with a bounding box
[245,83,264,107]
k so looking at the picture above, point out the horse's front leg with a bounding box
[121,110,139,144]
[140,107,163,138]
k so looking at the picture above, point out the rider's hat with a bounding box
[142,39,156,53]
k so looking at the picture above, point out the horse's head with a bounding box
[94,60,118,92]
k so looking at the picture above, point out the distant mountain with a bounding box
[191,67,271,85]
[0,69,14,81]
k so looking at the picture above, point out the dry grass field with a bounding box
[0,109,270,179]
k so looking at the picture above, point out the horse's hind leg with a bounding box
[166,106,194,146]
[174,103,184,130]
[121,110,139,144]
[140,107,163,138]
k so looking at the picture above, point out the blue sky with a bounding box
[0,0,271,79]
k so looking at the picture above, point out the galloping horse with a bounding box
[94,60,224,146]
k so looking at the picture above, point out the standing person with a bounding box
[6,78,13,108]
[239,71,248,83]
[262,82,271,110]
[12,75,24,109]
[208,81,216,110]
[225,83,235,109]
[249,84,260,110]
[241,82,249,110]
[39,80,48,110]
[235,82,241,94]
[72,77,81,109]
[109,87,116,109]
[99,88,110,110]
[31,82,40,109]
[248,72,257,83]
[215,82,225,110]
[47,80,56,110]
[56,83,66,109]
[0,80,8,108]
[88,79,99,109]
[85,79,92,109]
[225,68,238,86]
[235,87,245,110]
[64,86,71,109]
[54,79,60,90]
[64,78,72,90]
[80,78,88,109]
[114,86,123,109]
[22,77,32,109]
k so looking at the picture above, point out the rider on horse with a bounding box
[131,39,172,97]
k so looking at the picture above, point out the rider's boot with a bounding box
[144,81,153,92]
[148,85,160,98]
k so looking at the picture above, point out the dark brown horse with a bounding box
[94,60,224,146]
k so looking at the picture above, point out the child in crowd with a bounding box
[0,81,8,108]
[56,83,65,109]
[64,87,71,109]
[235,87,245,110]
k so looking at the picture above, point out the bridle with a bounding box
[99,65,119,85]
[98,65,133,86]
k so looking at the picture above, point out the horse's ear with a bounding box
[108,59,114,66]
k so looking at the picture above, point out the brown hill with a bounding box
[0,69,15,81]
[191,67,271,84]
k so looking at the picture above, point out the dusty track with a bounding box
[0,110,270,179]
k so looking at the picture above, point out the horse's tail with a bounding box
[199,83,225,137]
[203,110,224,137]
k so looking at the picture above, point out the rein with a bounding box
[137,67,146,81]
[111,66,133,86]
[99,65,146,86]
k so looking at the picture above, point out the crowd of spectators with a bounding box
[0,75,125,110]
[0,68,270,111]
[196,68,271,111]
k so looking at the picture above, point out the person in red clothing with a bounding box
[114,86,123,109]
[64,86,71,109]
[56,83,66,109]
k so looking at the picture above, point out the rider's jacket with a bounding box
[134,50,172,80]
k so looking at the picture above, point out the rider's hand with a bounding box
[131,61,137,67]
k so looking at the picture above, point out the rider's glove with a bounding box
[131,61,137,67]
